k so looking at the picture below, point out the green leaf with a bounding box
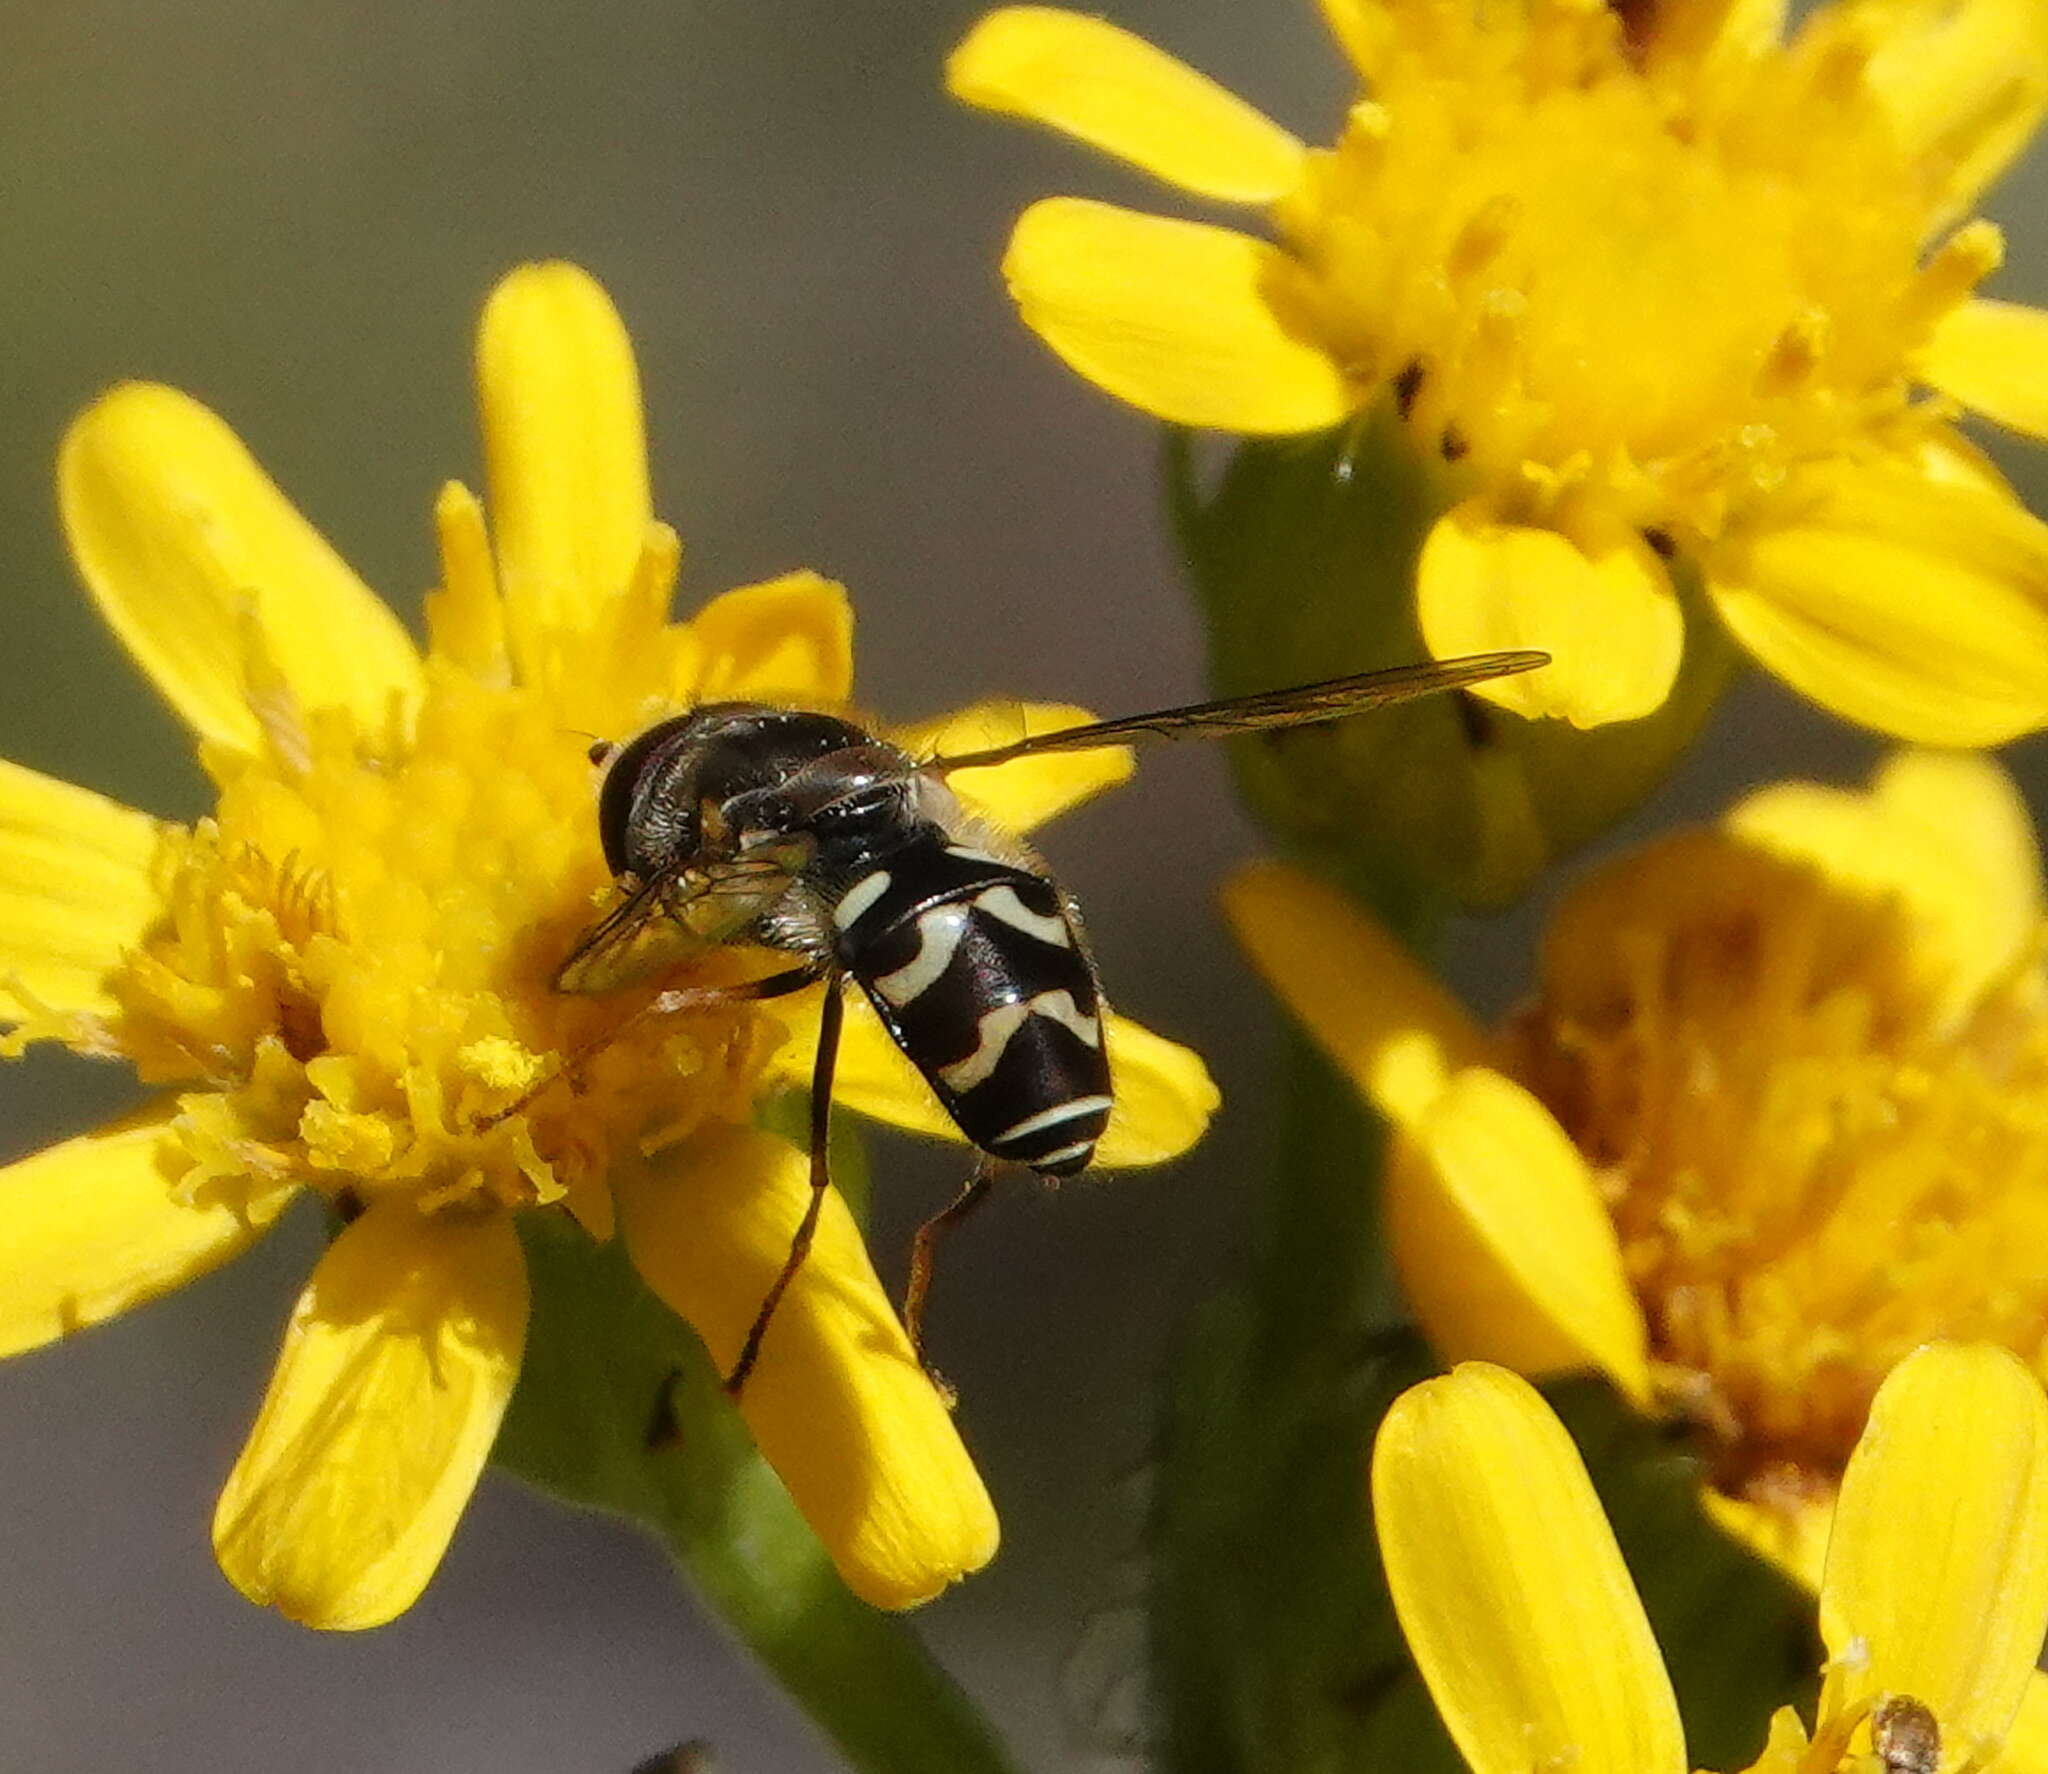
[493,1120,1018,1774]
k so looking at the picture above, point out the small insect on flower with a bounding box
[553,652,1547,1390]
[1872,1698,1940,1774]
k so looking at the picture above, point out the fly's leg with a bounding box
[476,962,825,1131]
[724,976,843,1396]
[903,1157,999,1403]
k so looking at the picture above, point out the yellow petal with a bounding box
[782,991,1216,1169]
[890,700,1134,833]
[1004,198,1354,434]
[1093,1013,1219,1167]
[213,1204,528,1630]
[1731,1706,1817,1774]
[1318,0,1395,75]
[947,8,1306,204]
[1707,464,2048,745]
[1225,861,1646,1392]
[1923,298,2048,442]
[780,989,959,1139]
[1641,0,1787,78]
[0,1103,294,1357]
[1855,0,2048,217]
[476,262,652,665]
[425,480,510,683]
[1915,421,2018,498]
[1999,1675,2048,1774]
[1224,859,1488,1126]
[59,384,423,753]
[0,758,163,1024]
[1703,1487,1836,1593]
[1372,1363,1687,1774]
[1389,1070,1651,1403]
[686,572,854,706]
[1820,1342,2048,1758]
[1728,750,2042,1025]
[616,1125,997,1609]
[1417,506,1683,729]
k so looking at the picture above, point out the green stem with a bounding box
[495,1179,1019,1774]
[1151,1027,1465,1774]
[1152,423,1470,1774]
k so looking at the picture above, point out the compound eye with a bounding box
[588,738,619,768]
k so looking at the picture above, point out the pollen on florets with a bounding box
[1505,829,2048,1494]
[94,661,788,1236]
[1277,0,1995,542]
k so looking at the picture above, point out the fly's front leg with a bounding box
[904,1157,999,1404]
[476,962,826,1131]
[724,974,844,1396]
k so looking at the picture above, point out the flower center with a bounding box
[1505,830,2048,1498]
[1278,5,1968,535]
[104,664,784,1232]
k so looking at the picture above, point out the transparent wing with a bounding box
[927,651,1550,772]
[553,857,796,994]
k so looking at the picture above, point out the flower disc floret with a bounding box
[1506,813,2048,1500]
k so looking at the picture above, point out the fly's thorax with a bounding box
[594,703,885,879]
[831,832,1112,1176]
[721,741,927,878]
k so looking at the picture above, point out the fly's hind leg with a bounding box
[723,975,844,1397]
[904,1157,1000,1404]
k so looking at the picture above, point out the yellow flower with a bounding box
[1227,748,2048,1590]
[0,262,1217,1628]
[1373,1346,2048,1774]
[950,0,2048,740]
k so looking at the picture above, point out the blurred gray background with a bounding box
[0,3,2043,1770]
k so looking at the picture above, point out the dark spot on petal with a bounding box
[1392,359,1426,421]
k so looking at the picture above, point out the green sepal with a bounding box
[1170,414,1735,909]
[491,1115,1018,1774]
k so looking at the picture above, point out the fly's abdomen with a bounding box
[832,842,1111,1177]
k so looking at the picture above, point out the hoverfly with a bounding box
[557,649,1547,1392]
